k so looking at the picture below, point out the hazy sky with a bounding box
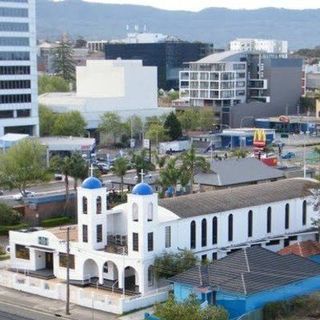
[82,0,320,11]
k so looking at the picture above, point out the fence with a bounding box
[0,269,169,315]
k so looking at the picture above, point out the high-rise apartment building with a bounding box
[180,51,302,126]
[0,0,39,136]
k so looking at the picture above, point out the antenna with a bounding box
[143,24,147,32]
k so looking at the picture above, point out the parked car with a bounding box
[0,190,4,196]
[54,173,63,181]
[13,190,36,200]
[281,152,296,160]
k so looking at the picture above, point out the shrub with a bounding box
[41,216,71,228]
[0,245,5,255]
[0,203,21,226]
[0,223,28,236]
[263,301,291,319]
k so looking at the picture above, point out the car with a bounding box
[0,190,4,196]
[13,190,36,201]
[54,173,63,181]
[281,152,296,160]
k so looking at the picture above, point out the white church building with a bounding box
[9,176,319,306]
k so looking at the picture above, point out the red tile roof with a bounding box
[278,241,320,258]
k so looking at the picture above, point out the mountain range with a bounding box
[36,0,320,49]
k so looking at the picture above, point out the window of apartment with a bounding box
[285,203,290,229]
[201,218,207,247]
[0,51,29,61]
[82,225,88,243]
[267,207,272,233]
[0,66,30,75]
[148,232,153,252]
[228,214,233,242]
[0,22,28,32]
[165,226,171,248]
[15,244,29,260]
[96,224,102,243]
[148,265,154,287]
[132,233,139,252]
[0,80,31,90]
[302,200,307,226]
[82,197,87,214]
[212,252,217,260]
[59,253,75,269]
[248,210,253,238]
[201,254,207,262]
[17,109,30,118]
[0,7,28,17]
[266,240,280,246]
[190,220,196,249]
[212,217,218,245]
[0,37,29,46]
[96,196,101,214]
[0,94,31,104]
[0,110,13,118]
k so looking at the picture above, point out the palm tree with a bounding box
[111,157,128,195]
[152,151,168,169]
[180,147,210,193]
[159,158,180,196]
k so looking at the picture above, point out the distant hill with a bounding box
[36,0,320,49]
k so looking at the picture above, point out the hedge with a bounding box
[41,216,71,228]
[0,254,9,261]
[0,223,28,236]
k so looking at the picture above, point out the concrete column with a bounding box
[138,265,146,295]
[118,269,124,290]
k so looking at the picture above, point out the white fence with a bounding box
[0,269,169,314]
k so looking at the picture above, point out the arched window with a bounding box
[212,217,218,245]
[302,200,307,226]
[147,203,153,222]
[82,196,87,214]
[228,214,233,242]
[267,207,272,233]
[190,221,196,249]
[248,210,253,238]
[285,203,290,229]
[201,219,207,247]
[96,196,102,214]
[132,203,138,222]
[148,265,154,287]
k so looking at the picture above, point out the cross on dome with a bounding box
[139,169,145,182]
[90,163,94,177]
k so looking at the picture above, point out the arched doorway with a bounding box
[83,259,99,281]
[102,261,119,287]
[124,266,139,293]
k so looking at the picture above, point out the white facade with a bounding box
[0,0,39,136]
[39,60,173,129]
[230,38,288,57]
[9,178,318,310]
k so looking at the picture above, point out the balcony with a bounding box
[105,234,128,255]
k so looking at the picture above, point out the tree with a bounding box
[68,153,88,189]
[99,112,124,144]
[154,250,197,279]
[38,75,69,95]
[39,104,57,136]
[177,109,200,132]
[231,149,248,159]
[131,149,155,181]
[0,203,21,226]
[52,111,86,136]
[154,294,228,320]
[145,123,168,144]
[199,108,215,131]
[126,115,143,140]
[164,112,182,141]
[0,139,49,196]
[180,147,210,193]
[112,157,128,195]
[53,36,75,82]
[159,158,180,195]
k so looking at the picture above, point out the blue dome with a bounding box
[132,182,153,196]
[81,177,102,189]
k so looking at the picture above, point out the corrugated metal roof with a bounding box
[159,178,318,218]
[194,158,284,187]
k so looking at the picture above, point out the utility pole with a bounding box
[66,226,70,315]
